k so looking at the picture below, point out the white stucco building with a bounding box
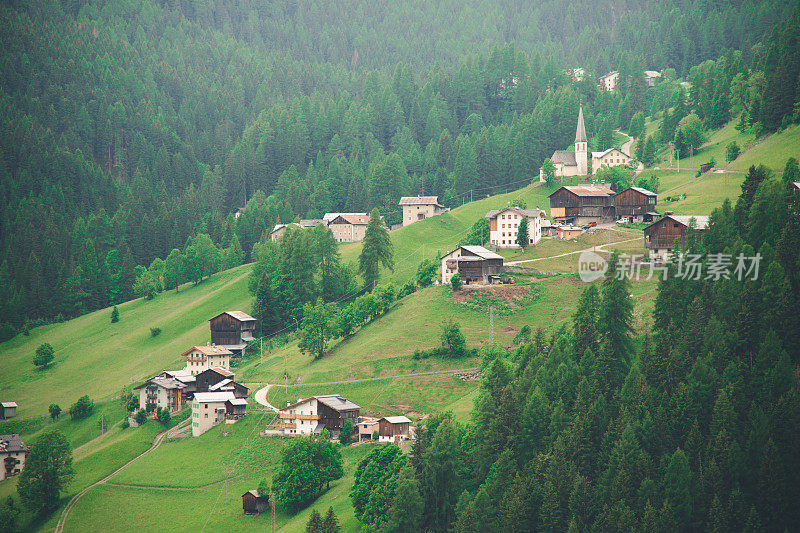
[182,344,232,376]
[485,206,546,248]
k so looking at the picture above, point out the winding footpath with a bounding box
[505,235,643,266]
[54,419,191,533]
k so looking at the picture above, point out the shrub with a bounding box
[726,141,740,161]
[440,320,467,357]
[158,408,171,425]
[339,419,354,445]
[69,395,93,420]
[121,418,130,429]
[33,343,55,368]
[450,273,462,291]
[49,404,61,421]
[416,259,437,287]
[399,280,417,298]
[150,327,161,337]
[134,409,148,425]
[126,395,139,412]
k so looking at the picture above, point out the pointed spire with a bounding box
[575,106,587,144]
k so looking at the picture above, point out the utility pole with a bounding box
[489,306,494,344]
[271,492,276,533]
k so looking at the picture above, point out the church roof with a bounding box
[551,150,577,166]
[575,107,587,144]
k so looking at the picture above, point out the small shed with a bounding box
[242,490,269,515]
[0,403,17,420]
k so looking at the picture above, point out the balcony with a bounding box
[279,423,296,429]
[279,413,320,420]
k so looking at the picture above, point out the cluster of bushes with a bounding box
[68,396,93,420]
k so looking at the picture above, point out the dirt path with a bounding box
[252,368,480,409]
[54,418,191,533]
[616,130,645,175]
[505,235,642,266]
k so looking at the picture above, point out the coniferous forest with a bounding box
[2,0,799,335]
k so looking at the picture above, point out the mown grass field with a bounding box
[52,414,375,533]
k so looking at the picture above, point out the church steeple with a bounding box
[574,106,588,175]
[575,106,587,144]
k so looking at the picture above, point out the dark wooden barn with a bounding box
[209,311,257,355]
[315,395,361,431]
[548,184,616,224]
[613,187,658,221]
[643,214,709,262]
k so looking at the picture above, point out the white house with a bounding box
[591,148,632,174]
[191,391,236,437]
[182,344,233,376]
[485,206,546,248]
[135,375,187,413]
[644,70,662,87]
[599,71,620,91]
[0,434,27,480]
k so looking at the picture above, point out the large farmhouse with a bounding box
[591,147,632,173]
[182,344,233,376]
[327,213,372,243]
[277,395,361,436]
[0,434,27,480]
[399,196,449,226]
[191,391,247,437]
[484,206,546,248]
[644,213,709,262]
[440,246,504,285]
[209,311,256,356]
[135,375,187,413]
[548,184,616,225]
[613,187,658,222]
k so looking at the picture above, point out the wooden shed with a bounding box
[643,214,709,262]
[242,490,269,515]
[548,184,616,224]
[0,403,17,420]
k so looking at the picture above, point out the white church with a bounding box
[542,107,632,179]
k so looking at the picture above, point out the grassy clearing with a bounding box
[729,124,800,172]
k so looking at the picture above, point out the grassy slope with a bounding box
[645,118,800,215]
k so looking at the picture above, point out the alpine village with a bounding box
[1,1,800,532]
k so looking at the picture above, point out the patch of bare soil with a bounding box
[451,284,531,307]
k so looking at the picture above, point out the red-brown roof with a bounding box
[399,196,444,206]
[182,345,234,357]
[548,185,615,198]
[330,214,370,225]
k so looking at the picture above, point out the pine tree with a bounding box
[305,509,323,532]
[516,217,530,249]
[110,306,119,323]
[359,208,393,291]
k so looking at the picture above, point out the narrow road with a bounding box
[505,235,642,266]
[615,129,645,175]
[54,418,191,533]
[252,368,479,409]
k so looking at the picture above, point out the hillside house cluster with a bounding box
[0,434,28,481]
[484,206,546,248]
[440,245,504,285]
[269,212,385,244]
[644,213,709,262]
[549,184,658,226]
[399,196,449,227]
[133,310,252,436]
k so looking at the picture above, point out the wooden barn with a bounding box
[242,490,269,515]
[0,403,17,420]
[644,214,709,262]
[613,187,658,222]
[378,416,411,443]
[548,184,616,225]
[440,246,504,285]
[209,311,257,356]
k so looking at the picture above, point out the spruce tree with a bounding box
[516,217,530,249]
[358,208,393,291]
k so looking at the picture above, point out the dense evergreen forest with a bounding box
[1,0,798,335]
[350,162,800,532]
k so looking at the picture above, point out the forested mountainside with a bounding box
[355,166,800,532]
[0,0,798,333]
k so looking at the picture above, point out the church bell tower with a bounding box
[575,106,588,175]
